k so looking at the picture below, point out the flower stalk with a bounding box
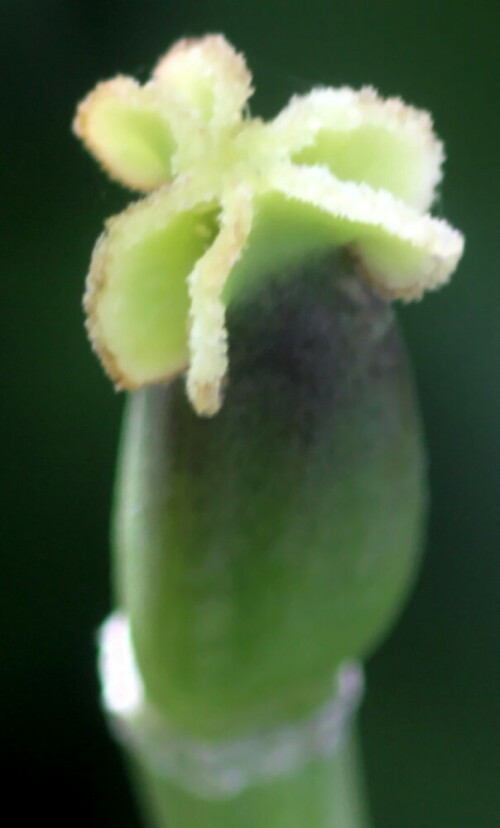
[129,732,369,828]
[74,34,464,828]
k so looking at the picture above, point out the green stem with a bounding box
[131,732,369,828]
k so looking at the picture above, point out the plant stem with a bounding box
[130,731,369,828]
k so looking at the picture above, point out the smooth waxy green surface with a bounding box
[113,252,426,740]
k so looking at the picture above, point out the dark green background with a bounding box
[2,1,498,825]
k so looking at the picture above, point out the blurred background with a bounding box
[2,0,498,825]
